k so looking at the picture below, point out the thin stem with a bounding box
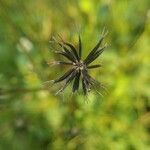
[0,87,46,95]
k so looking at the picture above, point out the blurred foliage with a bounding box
[0,0,150,149]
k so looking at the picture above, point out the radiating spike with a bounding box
[55,51,76,62]
[85,44,107,65]
[55,70,77,94]
[62,46,77,62]
[86,74,107,92]
[53,36,77,62]
[78,35,82,58]
[54,68,75,83]
[82,79,87,95]
[64,42,80,61]
[84,29,108,63]
[72,71,80,92]
[56,35,80,61]
[81,70,91,95]
[87,64,101,69]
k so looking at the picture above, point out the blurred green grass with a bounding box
[0,0,150,150]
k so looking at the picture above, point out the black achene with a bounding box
[50,28,108,95]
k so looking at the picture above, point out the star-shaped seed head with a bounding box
[49,28,108,95]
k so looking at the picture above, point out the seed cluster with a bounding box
[50,29,108,95]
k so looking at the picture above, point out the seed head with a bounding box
[50,28,108,95]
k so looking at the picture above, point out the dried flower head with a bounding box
[50,28,108,95]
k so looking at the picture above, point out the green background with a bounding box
[0,0,149,149]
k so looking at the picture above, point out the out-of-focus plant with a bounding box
[0,0,149,150]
